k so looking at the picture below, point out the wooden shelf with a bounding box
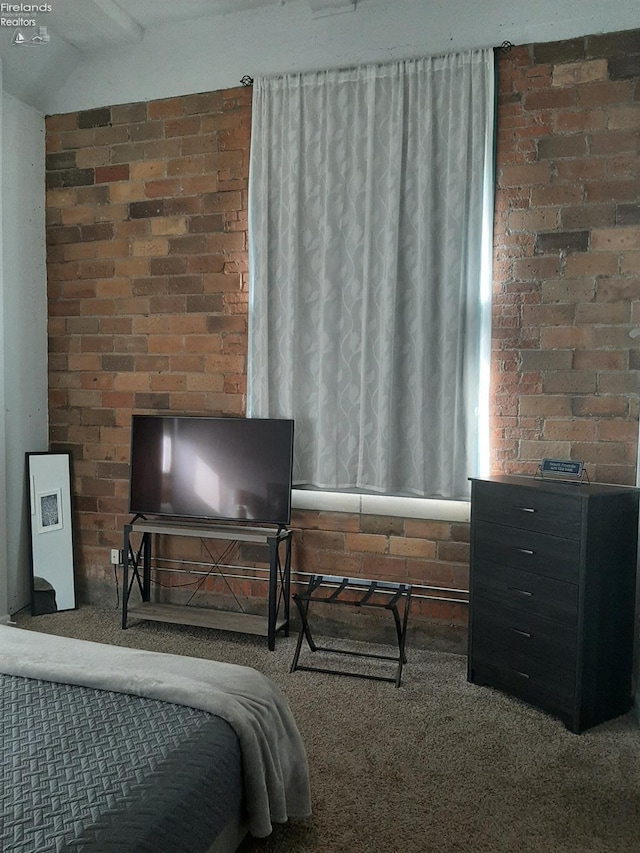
[130,519,288,544]
[123,520,292,649]
[128,602,287,638]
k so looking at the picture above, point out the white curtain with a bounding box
[248,50,494,499]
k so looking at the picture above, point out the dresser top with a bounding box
[470,475,639,497]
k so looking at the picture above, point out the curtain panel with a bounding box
[248,50,494,499]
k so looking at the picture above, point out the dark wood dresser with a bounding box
[467,475,639,733]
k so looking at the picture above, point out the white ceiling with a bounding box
[44,0,356,49]
[1,0,638,115]
[0,0,361,108]
[46,0,282,50]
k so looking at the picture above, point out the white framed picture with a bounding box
[37,488,63,533]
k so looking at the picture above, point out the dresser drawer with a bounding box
[472,596,577,670]
[472,480,582,539]
[473,521,580,583]
[472,522,580,583]
[472,560,579,623]
[470,636,576,710]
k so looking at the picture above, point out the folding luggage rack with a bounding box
[290,574,412,687]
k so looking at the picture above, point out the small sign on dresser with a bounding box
[537,458,588,483]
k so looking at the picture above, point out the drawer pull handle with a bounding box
[515,506,536,513]
[508,587,533,597]
[510,628,532,638]
[513,670,530,679]
[516,548,535,555]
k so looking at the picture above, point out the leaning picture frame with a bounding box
[26,451,76,615]
[37,488,63,533]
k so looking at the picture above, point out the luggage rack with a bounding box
[290,574,412,687]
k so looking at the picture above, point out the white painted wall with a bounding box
[1,94,48,617]
[45,0,640,114]
[636,419,640,723]
[0,32,80,117]
[0,71,5,624]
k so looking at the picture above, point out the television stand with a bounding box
[121,518,291,650]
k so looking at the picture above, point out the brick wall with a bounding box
[45,28,640,641]
[493,31,640,482]
[46,88,253,598]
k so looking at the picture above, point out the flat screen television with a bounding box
[128,415,294,526]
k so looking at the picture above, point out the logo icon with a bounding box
[12,26,50,46]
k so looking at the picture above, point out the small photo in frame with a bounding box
[37,488,63,533]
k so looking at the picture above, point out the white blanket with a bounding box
[0,625,311,838]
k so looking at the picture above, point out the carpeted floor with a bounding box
[11,605,640,853]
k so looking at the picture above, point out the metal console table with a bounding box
[290,574,412,686]
[122,518,291,650]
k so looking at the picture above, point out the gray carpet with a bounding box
[11,606,640,853]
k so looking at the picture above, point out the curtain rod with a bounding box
[241,41,513,85]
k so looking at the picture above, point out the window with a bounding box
[248,51,495,500]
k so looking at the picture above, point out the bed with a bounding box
[0,625,311,853]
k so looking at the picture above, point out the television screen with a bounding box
[128,415,294,526]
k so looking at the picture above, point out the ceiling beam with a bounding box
[307,0,357,19]
[48,0,143,51]
[92,0,145,40]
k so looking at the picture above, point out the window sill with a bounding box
[291,489,470,523]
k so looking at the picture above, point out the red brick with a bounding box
[167,156,205,176]
[181,135,220,156]
[144,179,181,198]
[360,555,406,581]
[389,537,437,559]
[543,419,597,441]
[95,165,130,183]
[147,97,185,119]
[165,116,202,137]
[180,175,221,195]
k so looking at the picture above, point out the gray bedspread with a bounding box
[0,673,243,853]
[0,626,311,838]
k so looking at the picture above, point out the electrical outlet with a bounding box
[110,548,121,565]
